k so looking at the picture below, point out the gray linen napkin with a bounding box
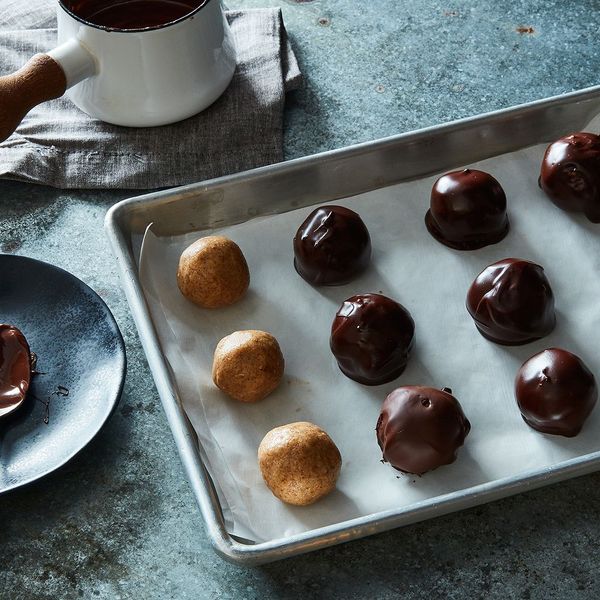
[0,1,301,188]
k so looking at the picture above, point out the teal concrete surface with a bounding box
[2,1,600,598]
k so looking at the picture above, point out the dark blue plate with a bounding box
[0,254,126,493]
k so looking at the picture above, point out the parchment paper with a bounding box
[139,120,600,543]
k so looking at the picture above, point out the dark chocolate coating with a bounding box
[330,293,414,385]
[425,168,509,250]
[376,386,471,475]
[65,0,201,30]
[539,132,600,223]
[293,205,371,285]
[0,324,31,416]
[515,348,597,437]
[466,258,555,345]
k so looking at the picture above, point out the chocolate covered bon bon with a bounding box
[539,132,600,223]
[425,168,509,250]
[466,258,555,345]
[258,422,342,506]
[0,324,32,418]
[515,348,597,437]
[177,235,249,308]
[376,386,471,475]
[212,330,284,403]
[293,205,371,285]
[330,293,415,385]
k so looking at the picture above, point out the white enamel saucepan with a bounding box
[0,0,236,141]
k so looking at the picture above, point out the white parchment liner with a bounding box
[139,123,600,543]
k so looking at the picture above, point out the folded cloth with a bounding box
[0,1,302,189]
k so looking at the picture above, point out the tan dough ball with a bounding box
[177,235,249,308]
[258,422,342,506]
[212,330,284,402]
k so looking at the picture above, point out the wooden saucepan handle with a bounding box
[0,54,67,143]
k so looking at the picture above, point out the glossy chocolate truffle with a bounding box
[376,386,471,475]
[330,293,415,385]
[0,324,32,418]
[539,132,600,223]
[293,205,371,285]
[466,258,555,345]
[515,348,597,437]
[425,168,509,250]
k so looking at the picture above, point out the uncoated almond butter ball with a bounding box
[258,422,342,506]
[177,235,249,308]
[212,330,284,402]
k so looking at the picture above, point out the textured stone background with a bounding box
[2,0,600,598]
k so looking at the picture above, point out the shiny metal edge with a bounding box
[105,84,600,565]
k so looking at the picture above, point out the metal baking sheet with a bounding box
[106,85,600,565]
